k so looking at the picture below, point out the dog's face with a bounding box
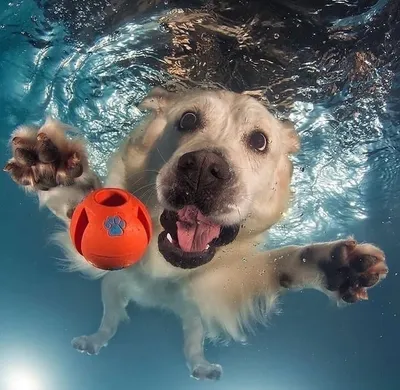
[139,88,300,269]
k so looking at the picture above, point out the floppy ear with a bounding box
[138,87,172,113]
[281,119,300,154]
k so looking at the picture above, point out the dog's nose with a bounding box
[177,150,231,188]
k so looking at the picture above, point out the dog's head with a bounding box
[138,87,300,269]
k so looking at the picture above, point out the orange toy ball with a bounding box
[69,188,152,270]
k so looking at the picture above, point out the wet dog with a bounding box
[4,87,388,380]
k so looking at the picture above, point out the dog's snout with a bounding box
[177,150,231,188]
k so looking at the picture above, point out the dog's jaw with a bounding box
[157,208,240,269]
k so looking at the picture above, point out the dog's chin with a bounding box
[158,209,240,269]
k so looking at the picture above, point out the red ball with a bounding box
[69,188,152,270]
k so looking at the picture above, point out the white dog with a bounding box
[4,87,388,381]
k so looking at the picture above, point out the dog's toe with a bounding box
[191,363,223,381]
[71,335,103,355]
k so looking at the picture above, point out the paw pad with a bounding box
[191,363,223,381]
[318,240,388,303]
[104,216,126,236]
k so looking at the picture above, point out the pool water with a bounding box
[0,1,399,389]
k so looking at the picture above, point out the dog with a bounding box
[4,87,389,381]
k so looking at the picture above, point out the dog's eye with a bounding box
[248,131,268,152]
[179,112,198,132]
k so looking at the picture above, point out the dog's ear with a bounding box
[281,120,300,154]
[138,87,172,113]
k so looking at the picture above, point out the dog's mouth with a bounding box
[158,206,240,269]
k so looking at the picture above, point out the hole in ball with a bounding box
[95,189,128,207]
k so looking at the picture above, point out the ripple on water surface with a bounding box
[1,0,400,245]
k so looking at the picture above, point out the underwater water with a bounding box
[0,0,399,389]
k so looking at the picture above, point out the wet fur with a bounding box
[4,88,388,381]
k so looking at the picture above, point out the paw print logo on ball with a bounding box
[104,216,126,237]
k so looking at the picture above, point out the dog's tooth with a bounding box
[167,233,173,243]
[206,245,210,250]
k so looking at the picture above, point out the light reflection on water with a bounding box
[269,102,372,246]
[32,17,169,177]
[12,0,398,246]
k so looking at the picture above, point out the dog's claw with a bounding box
[12,136,22,145]
[36,132,48,141]
[3,163,12,172]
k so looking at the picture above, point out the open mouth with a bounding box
[158,206,240,269]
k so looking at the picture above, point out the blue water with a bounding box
[1,1,399,389]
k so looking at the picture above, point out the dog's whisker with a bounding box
[156,147,167,164]
[129,170,160,190]
[140,169,161,175]
[133,182,156,195]
[144,188,157,205]
[141,184,158,199]
[234,204,244,222]
[141,183,163,205]
[231,163,253,171]
[233,190,253,203]
[128,174,148,190]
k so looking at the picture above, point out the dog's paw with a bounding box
[4,120,86,191]
[191,363,223,381]
[316,239,388,303]
[71,335,106,356]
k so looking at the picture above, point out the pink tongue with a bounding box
[176,206,221,252]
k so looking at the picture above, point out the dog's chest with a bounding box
[122,267,188,310]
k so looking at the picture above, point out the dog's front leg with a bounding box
[72,272,130,355]
[268,239,388,302]
[182,315,222,381]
